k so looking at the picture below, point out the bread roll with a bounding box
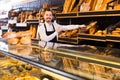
[20,36,31,45]
[70,29,78,36]
[28,15,34,19]
[7,38,19,45]
[112,31,120,35]
[3,32,17,39]
[94,30,103,35]
[102,30,107,35]
[115,28,120,31]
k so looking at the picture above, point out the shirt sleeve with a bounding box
[39,24,58,42]
[54,22,79,31]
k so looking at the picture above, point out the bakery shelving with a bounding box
[56,10,120,18]
[106,35,120,42]
[26,19,39,24]
[78,33,106,42]
[56,10,120,45]
[58,37,78,44]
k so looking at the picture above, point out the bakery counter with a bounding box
[0,40,120,80]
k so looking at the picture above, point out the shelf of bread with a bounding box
[106,27,120,42]
[0,57,42,80]
[106,35,120,42]
[78,21,106,42]
[78,33,106,42]
[0,56,63,80]
[56,10,120,18]
[56,12,77,18]
[0,44,82,79]
[58,28,79,44]
[78,10,120,17]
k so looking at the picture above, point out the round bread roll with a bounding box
[20,36,31,45]
[112,31,120,35]
[115,28,120,31]
[28,15,34,19]
[95,30,103,35]
[102,30,106,35]
[3,32,17,39]
[7,38,19,45]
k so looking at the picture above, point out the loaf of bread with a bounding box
[115,28,120,31]
[94,30,103,35]
[114,4,120,10]
[112,30,120,35]
[3,32,17,39]
[17,30,32,37]
[19,36,31,45]
[7,38,19,45]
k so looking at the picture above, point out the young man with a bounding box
[36,8,86,42]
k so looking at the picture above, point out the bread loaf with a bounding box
[7,38,19,45]
[94,30,103,35]
[19,36,31,45]
[3,32,17,39]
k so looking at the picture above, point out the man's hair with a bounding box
[44,8,56,16]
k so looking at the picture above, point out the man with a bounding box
[36,8,86,42]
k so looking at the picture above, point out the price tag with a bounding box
[0,42,8,52]
[16,23,27,27]
[8,20,17,24]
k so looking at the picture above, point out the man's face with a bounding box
[44,11,53,23]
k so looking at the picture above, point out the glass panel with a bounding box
[6,41,120,80]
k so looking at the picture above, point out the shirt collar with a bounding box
[45,22,53,26]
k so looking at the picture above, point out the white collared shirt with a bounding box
[36,21,79,42]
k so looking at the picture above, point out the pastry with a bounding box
[19,36,31,45]
[8,38,19,45]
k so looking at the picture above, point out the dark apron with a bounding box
[44,24,57,42]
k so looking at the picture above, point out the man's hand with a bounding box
[78,24,86,28]
[79,24,87,33]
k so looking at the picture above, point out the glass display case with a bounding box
[0,39,120,80]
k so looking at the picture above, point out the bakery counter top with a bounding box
[0,40,120,80]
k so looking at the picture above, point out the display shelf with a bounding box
[106,35,120,42]
[58,37,78,44]
[56,12,77,18]
[56,10,120,18]
[26,19,39,23]
[78,33,120,43]
[78,33,106,42]
[0,49,82,80]
[78,10,120,17]
[49,46,120,69]
[0,40,120,80]
[56,10,120,45]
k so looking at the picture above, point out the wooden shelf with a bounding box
[26,19,39,23]
[106,35,120,42]
[78,33,106,42]
[56,10,120,18]
[58,37,78,44]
